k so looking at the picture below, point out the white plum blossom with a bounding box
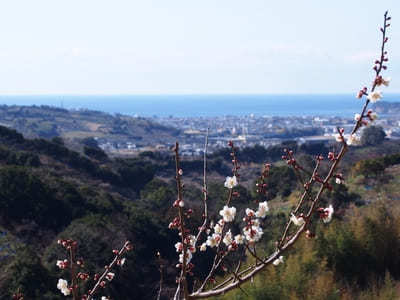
[219,205,236,222]
[234,234,245,245]
[322,205,334,223]
[175,242,183,252]
[200,242,207,251]
[56,259,68,269]
[118,257,126,266]
[335,178,343,185]
[224,175,238,189]
[223,230,233,246]
[206,233,221,248]
[354,113,361,121]
[367,91,383,103]
[187,235,197,253]
[57,278,71,296]
[214,223,223,234]
[179,251,192,264]
[273,256,284,266]
[243,225,263,243]
[290,214,305,227]
[382,77,391,86]
[188,235,196,246]
[105,272,115,281]
[245,208,256,217]
[255,201,269,218]
[179,201,185,207]
[252,218,260,227]
[347,134,361,146]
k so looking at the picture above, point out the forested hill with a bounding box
[0,124,181,299]
[0,104,179,143]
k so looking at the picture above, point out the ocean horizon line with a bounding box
[0,94,398,118]
[0,93,400,97]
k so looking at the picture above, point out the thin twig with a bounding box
[195,128,210,247]
[87,241,132,300]
[173,142,189,299]
[156,252,164,300]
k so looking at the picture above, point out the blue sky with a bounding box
[0,0,398,95]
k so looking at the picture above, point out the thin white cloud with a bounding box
[345,51,378,63]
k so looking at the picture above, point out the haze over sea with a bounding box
[0,94,399,118]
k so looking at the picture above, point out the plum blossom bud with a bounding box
[273,256,284,266]
[76,259,84,267]
[105,272,115,281]
[117,258,126,266]
[125,243,133,251]
[318,205,334,223]
[328,152,335,161]
[245,208,256,217]
[290,214,305,227]
[368,111,378,121]
[56,259,69,269]
[305,230,315,239]
[200,243,207,251]
[178,169,183,176]
[77,272,90,281]
[354,113,361,121]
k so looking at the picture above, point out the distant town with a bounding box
[0,103,398,157]
[99,112,400,156]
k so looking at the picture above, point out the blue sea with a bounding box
[0,94,398,118]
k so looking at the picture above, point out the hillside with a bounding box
[0,104,180,146]
[372,100,400,114]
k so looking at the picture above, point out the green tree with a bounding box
[361,125,386,146]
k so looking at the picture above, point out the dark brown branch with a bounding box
[195,129,210,247]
